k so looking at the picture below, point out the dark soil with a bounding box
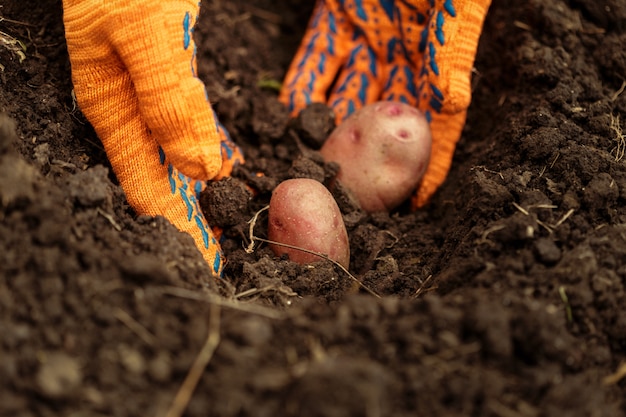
[2,0,626,415]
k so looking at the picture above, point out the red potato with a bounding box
[268,178,350,268]
[321,101,432,212]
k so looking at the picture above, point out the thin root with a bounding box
[0,30,27,63]
[609,114,625,162]
[245,205,269,254]
[477,224,506,246]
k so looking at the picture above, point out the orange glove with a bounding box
[62,0,243,275]
[280,0,491,207]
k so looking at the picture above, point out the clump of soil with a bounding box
[2,0,626,416]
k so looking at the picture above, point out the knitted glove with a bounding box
[63,0,243,275]
[280,0,491,207]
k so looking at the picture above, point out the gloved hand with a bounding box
[62,0,243,276]
[280,0,491,207]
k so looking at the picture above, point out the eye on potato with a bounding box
[320,101,432,212]
[268,178,350,268]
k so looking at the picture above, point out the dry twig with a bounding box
[164,303,221,417]
[610,80,626,102]
[413,274,435,298]
[114,308,156,347]
[157,286,284,320]
[558,286,573,323]
[97,208,122,231]
[603,362,626,386]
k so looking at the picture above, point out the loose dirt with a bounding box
[2,0,626,416]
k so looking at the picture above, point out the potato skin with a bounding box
[320,101,432,212]
[268,179,350,268]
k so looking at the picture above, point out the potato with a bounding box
[320,101,432,212]
[268,178,350,268]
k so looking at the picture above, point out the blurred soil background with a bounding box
[2,0,626,415]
